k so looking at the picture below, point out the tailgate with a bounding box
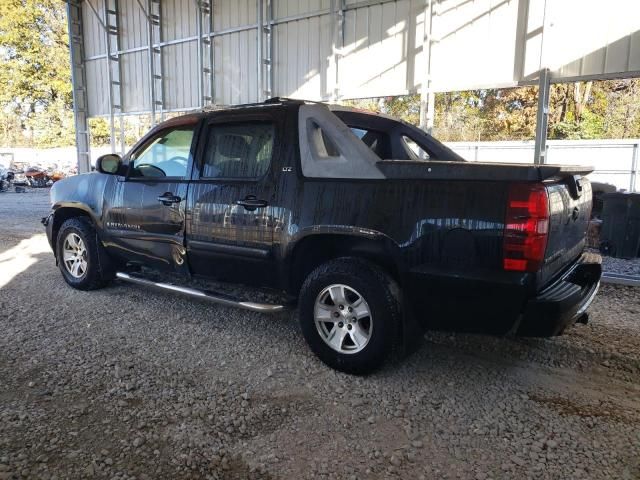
[539,175,593,288]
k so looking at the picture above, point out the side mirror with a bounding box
[96,154,123,175]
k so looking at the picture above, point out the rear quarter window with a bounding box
[401,135,430,160]
[350,128,391,159]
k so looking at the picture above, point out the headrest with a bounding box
[218,134,249,158]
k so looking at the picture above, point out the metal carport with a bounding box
[67,0,640,172]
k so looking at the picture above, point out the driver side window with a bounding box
[130,127,194,178]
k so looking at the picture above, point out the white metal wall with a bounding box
[449,139,640,192]
[339,0,427,98]
[272,0,334,100]
[80,0,431,116]
[78,0,640,118]
[82,1,109,116]
[2,139,637,192]
[430,0,640,92]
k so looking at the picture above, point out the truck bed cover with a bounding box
[376,160,594,182]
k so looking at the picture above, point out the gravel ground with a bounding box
[602,256,640,276]
[1,188,639,480]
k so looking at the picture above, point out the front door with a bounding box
[102,123,198,273]
[186,114,283,286]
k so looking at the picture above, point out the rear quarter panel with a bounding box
[283,178,530,333]
[290,179,508,271]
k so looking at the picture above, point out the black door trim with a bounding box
[187,239,271,259]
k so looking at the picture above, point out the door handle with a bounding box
[157,192,182,206]
[236,195,268,211]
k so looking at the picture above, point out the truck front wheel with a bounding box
[56,217,114,291]
[298,257,400,374]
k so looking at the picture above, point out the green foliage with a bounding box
[343,95,421,126]
[88,118,111,148]
[348,79,640,142]
[383,95,421,126]
[89,115,153,149]
[1,1,639,148]
[0,0,74,147]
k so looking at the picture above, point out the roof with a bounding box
[152,98,309,131]
[151,98,416,139]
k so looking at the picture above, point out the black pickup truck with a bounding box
[43,98,601,373]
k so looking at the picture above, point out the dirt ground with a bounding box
[0,188,639,480]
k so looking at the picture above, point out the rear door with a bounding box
[185,112,283,285]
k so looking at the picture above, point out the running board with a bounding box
[601,272,640,287]
[115,272,286,313]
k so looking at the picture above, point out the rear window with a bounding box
[349,127,391,159]
[333,109,465,162]
[401,135,430,160]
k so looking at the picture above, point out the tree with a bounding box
[2,1,638,148]
[347,78,640,142]
[0,0,74,147]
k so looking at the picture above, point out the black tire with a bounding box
[56,217,114,291]
[298,257,401,374]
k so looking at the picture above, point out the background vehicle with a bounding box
[8,161,28,186]
[49,169,66,183]
[0,167,14,192]
[43,99,601,374]
[24,166,51,187]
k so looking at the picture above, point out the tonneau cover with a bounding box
[376,160,594,182]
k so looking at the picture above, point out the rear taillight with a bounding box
[503,183,549,272]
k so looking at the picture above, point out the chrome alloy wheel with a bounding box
[62,233,88,279]
[314,284,373,354]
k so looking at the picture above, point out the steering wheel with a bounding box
[161,155,187,166]
[135,163,166,177]
[156,156,187,175]
[136,156,187,177]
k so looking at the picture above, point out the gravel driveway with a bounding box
[1,188,639,480]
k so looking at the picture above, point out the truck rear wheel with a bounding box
[298,257,400,374]
[56,217,114,291]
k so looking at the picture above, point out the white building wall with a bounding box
[2,139,638,192]
[79,0,640,116]
[449,139,640,192]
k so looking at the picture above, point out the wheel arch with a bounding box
[286,232,404,296]
[51,206,96,255]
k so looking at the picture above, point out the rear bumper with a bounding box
[516,252,602,336]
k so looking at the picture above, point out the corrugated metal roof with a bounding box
[79,0,640,117]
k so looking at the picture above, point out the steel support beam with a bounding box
[149,0,164,123]
[85,0,118,153]
[210,0,215,104]
[143,0,156,124]
[631,142,639,193]
[265,0,274,98]
[329,0,345,100]
[196,0,204,107]
[201,0,214,105]
[103,0,125,154]
[534,68,551,165]
[67,1,92,174]
[419,0,434,134]
[257,0,264,101]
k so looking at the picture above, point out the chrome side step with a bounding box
[601,272,640,287]
[115,272,286,313]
